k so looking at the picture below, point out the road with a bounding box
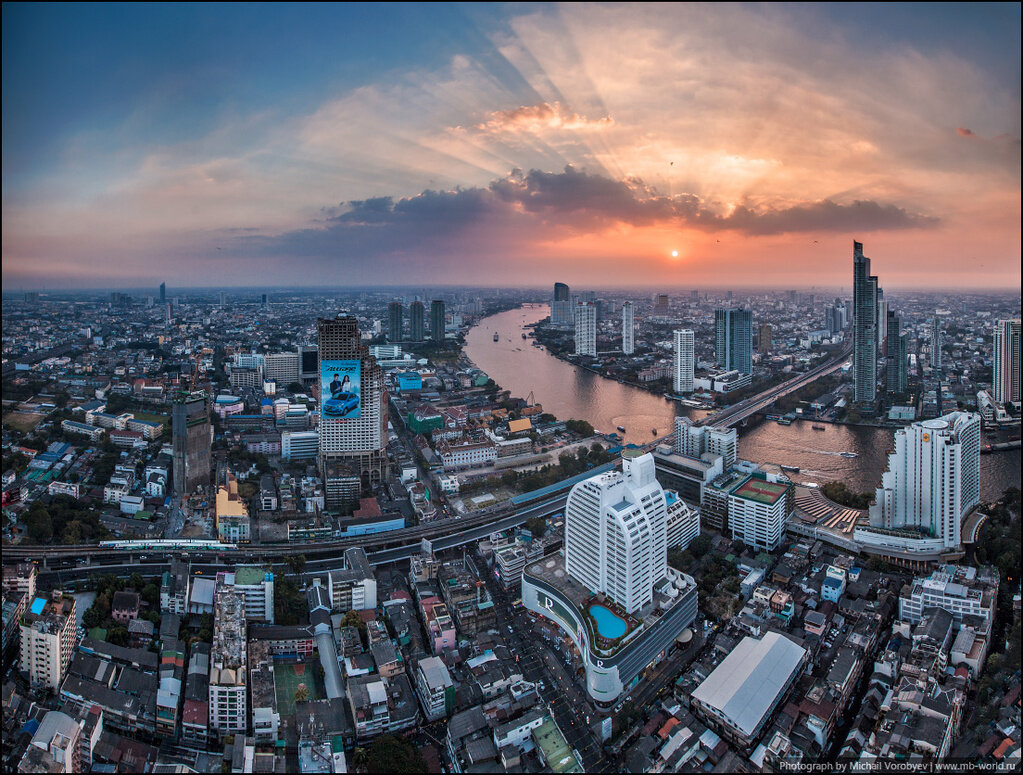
[471,546,610,772]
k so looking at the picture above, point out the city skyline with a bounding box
[3,3,1020,290]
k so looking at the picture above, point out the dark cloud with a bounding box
[239,167,938,264]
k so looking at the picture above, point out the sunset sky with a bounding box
[2,3,1020,290]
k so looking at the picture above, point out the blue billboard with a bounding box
[321,359,361,419]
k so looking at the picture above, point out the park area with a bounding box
[3,411,44,432]
[274,661,325,716]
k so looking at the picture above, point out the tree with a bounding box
[129,573,145,591]
[142,583,160,607]
[366,735,427,774]
[26,506,53,544]
[525,516,547,538]
[82,607,104,630]
[565,419,594,437]
[107,626,129,647]
[286,554,307,574]
[689,533,713,556]
[294,685,309,703]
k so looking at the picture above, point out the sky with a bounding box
[2,2,1020,291]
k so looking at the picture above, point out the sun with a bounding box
[670,250,679,258]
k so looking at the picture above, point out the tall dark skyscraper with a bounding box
[159,282,166,303]
[552,282,572,325]
[430,299,446,343]
[886,310,907,394]
[172,391,211,496]
[853,241,879,404]
[931,316,942,371]
[409,301,425,341]
[387,301,403,343]
[715,308,753,374]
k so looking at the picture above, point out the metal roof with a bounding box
[691,632,806,738]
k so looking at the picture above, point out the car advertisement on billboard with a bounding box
[321,360,361,420]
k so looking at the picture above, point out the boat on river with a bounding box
[840,451,858,458]
[812,424,826,430]
[617,425,626,433]
[493,332,499,342]
[781,464,800,473]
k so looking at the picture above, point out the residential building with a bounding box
[431,299,446,343]
[20,592,76,691]
[18,711,81,773]
[409,301,425,342]
[574,302,596,357]
[665,490,700,550]
[993,318,1021,406]
[387,301,403,342]
[264,352,301,386]
[673,417,737,468]
[714,308,753,375]
[322,548,377,611]
[414,656,455,721]
[282,429,318,461]
[673,329,695,393]
[931,316,943,371]
[622,302,635,355]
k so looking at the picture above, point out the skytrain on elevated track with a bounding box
[97,539,238,552]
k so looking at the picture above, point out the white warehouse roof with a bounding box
[691,631,806,738]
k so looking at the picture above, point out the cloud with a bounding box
[241,167,939,271]
[957,127,977,138]
[469,102,614,135]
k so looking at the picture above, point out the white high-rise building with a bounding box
[673,329,695,394]
[622,302,635,355]
[993,319,1021,406]
[674,417,737,468]
[564,451,667,614]
[868,412,981,550]
[574,302,597,357]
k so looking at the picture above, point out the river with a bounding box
[464,305,1020,501]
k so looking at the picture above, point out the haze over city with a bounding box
[3,3,1020,290]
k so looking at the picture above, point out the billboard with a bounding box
[320,359,361,420]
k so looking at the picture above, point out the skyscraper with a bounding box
[387,301,403,343]
[673,329,695,394]
[714,308,753,374]
[430,299,445,343]
[564,451,667,614]
[757,323,772,353]
[852,241,879,404]
[172,391,212,496]
[931,316,942,371]
[654,294,670,316]
[867,412,980,550]
[551,282,572,326]
[993,318,1022,405]
[409,301,425,341]
[574,302,596,356]
[317,315,386,502]
[885,310,907,394]
[876,291,888,354]
[674,416,737,468]
[159,282,166,303]
[622,301,635,355]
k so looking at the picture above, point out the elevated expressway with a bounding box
[699,342,853,429]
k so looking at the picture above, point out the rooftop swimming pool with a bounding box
[588,604,628,639]
[29,598,46,616]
